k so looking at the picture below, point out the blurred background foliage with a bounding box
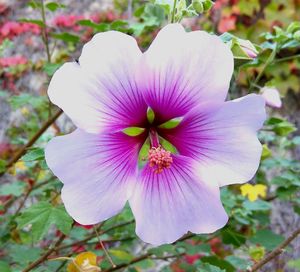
[0,0,300,271]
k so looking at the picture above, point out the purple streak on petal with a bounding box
[48,31,147,134]
[45,129,144,224]
[162,94,266,187]
[129,155,228,245]
[137,24,233,123]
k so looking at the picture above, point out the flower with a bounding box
[261,87,282,108]
[45,24,266,245]
[240,184,267,201]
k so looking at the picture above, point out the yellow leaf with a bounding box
[67,252,100,272]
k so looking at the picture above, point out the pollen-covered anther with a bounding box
[148,146,173,174]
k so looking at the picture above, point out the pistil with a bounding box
[148,128,173,173]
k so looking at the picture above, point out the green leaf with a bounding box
[46,2,65,12]
[77,20,109,32]
[0,261,11,272]
[221,228,246,247]
[0,159,6,173]
[17,202,73,242]
[51,32,80,43]
[249,246,265,261]
[9,244,42,265]
[28,0,42,9]
[225,256,252,271]
[200,257,235,272]
[273,121,297,136]
[0,182,26,197]
[148,244,175,257]
[261,144,272,160]
[21,148,44,162]
[288,258,300,271]
[8,94,47,109]
[109,249,133,263]
[243,199,271,211]
[147,107,155,124]
[123,127,145,136]
[250,229,284,250]
[19,18,45,27]
[43,62,61,76]
[110,20,129,31]
[158,117,184,129]
[287,22,300,34]
[197,262,226,272]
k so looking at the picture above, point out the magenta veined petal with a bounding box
[45,23,267,245]
[48,31,147,134]
[45,129,143,224]
[136,24,234,122]
[129,155,228,245]
[162,94,266,187]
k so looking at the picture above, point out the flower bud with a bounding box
[261,87,282,108]
[238,39,258,59]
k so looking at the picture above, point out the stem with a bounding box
[0,109,63,177]
[56,220,134,251]
[273,53,300,63]
[249,45,277,92]
[93,226,116,268]
[40,0,51,63]
[171,0,178,23]
[248,226,300,272]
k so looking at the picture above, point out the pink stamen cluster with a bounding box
[148,146,173,174]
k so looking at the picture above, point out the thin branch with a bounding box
[56,220,134,251]
[248,226,300,272]
[22,233,67,272]
[103,232,197,272]
[0,109,63,177]
[103,253,151,272]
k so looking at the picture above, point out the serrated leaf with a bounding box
[0,182,26,196]
[9,244,42,265]
[17,202,73,242]
[250,229,284,250]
